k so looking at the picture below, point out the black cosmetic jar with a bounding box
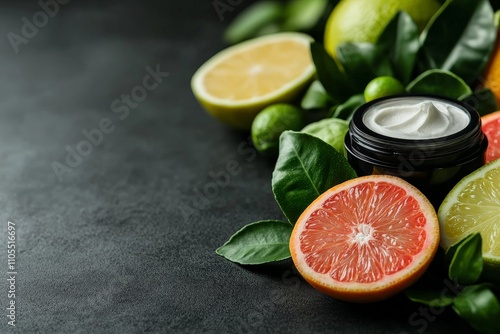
[344,95,488,208]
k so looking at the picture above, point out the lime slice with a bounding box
[191,33,315,130]
[438,159,500,277]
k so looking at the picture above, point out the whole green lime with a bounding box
[364,76,406,102]
[324,0,441,56]
[251,104,304,156]
[302,118,349,155]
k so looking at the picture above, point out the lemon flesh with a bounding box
[191,33,315,130]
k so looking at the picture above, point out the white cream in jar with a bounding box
[362,97,470,139]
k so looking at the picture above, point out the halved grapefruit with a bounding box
[290,175,440,303]
[482,110,500,163]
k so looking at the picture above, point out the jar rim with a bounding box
[345,94,488,169]
[351,94,479,143]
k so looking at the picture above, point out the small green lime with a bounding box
[301,118,349,155]
[364,76,406,102]
[251,104,304,156]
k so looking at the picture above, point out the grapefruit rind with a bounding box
[482,110,500,163]
[290,175,440,302]
[191,33,315,129]
[482,110,500,124]
[438,159,500,273]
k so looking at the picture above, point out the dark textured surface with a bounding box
[0,1,474,333]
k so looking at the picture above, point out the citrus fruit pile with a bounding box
[206,0,500,316]
[290,175,440,302]
[191,0,453,163]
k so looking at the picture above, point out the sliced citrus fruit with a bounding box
[191,33,315,130]
[290,175,439,303]
[482,110,500,163]
[438,159,500,278]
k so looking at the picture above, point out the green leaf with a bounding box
[453,284,500,334]
[420,0,496,84]
[283,0,329,31]
[406,69,472,99]
[301,80,334,110]
[224,1,284,44]
[459,88,499,117]
[446,233,483,285]
[216,220,293,265]
[272,131,357,224]
[330,94,365,121]
[336,42,393,92]
[405,288,455,307]
[310,42,356,103]
[376,11,419,85]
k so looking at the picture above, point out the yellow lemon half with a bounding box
[191,33,315,130]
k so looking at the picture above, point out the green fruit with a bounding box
[364,76,406,102]
[324,0,441,56]
[438,159,500,282]
[251,104,304,156]
[301,118,349,155]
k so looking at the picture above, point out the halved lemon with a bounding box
[191,33,315,130]
[438,159,500,278]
